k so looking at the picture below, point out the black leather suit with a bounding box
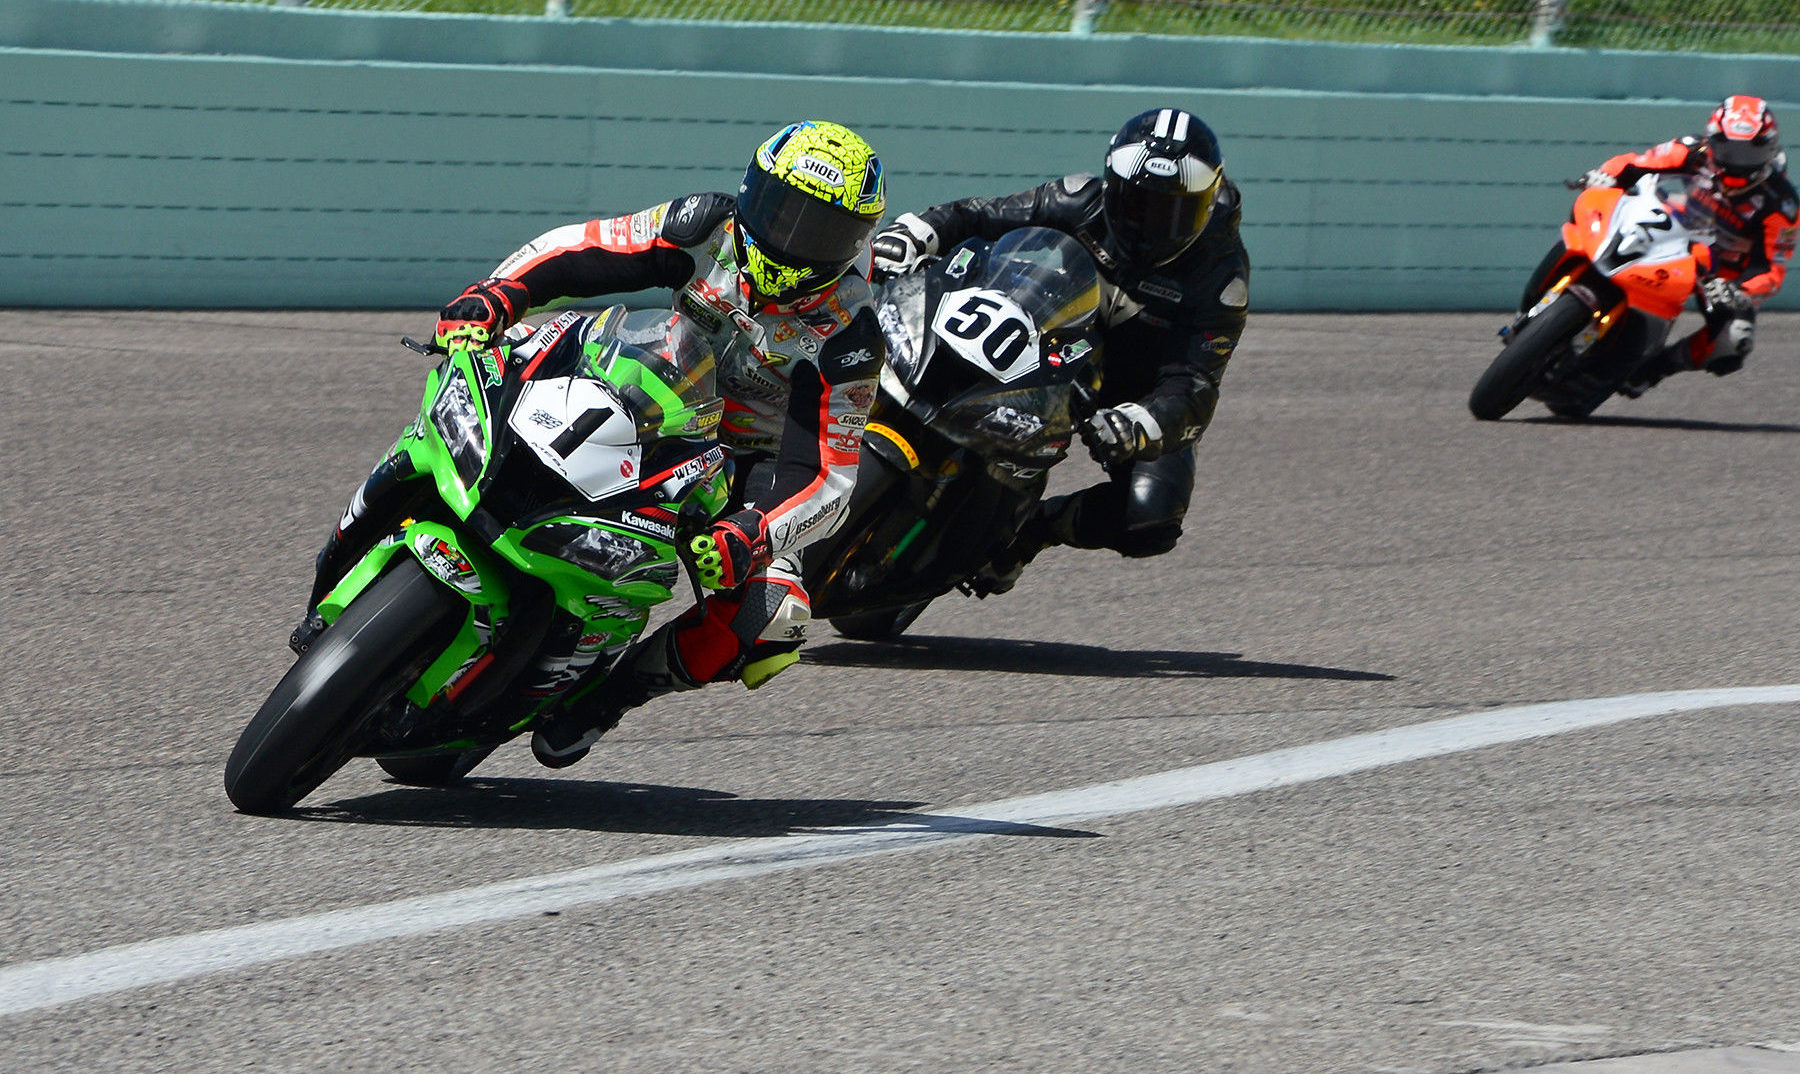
[908,172,1250,556]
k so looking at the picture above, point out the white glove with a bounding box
[869,213,938,281]
[1701,276,1750,314]
[1582,168,1618,189]
[1083,403,1163,467]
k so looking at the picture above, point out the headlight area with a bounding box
[521,521,655,581]
[429,369,487,487]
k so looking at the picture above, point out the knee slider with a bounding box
[1718,317,1755,358]
[1116,522,1182,559]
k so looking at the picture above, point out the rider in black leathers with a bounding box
[870,108,1249,590]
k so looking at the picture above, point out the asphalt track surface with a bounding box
[3,308,1798,1073]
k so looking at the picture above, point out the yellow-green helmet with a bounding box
[734,121,886,306]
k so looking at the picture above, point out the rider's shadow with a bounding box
[296,778,1097,839]
[804,636,1394,682]
[1521,414,1800,433]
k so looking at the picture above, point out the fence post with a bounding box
[1071,0,1106,34]
[1529,0,1566,47]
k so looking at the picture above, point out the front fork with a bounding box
[318,520,509,710]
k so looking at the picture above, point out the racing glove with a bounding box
[1701,276,1752,315]
[869,213,939,281]
[1581,168,1618,189]
[436,278,531,350]
[689,509,771,591]
[1083,403,1164,467]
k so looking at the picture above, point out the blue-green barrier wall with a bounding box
[3,1,1797,311]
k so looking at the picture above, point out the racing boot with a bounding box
[1618,338,1695,399]
[969,494,1080,597]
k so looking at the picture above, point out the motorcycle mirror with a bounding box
[401,336,449,357]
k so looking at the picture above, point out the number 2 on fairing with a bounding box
[933,288,1040,384]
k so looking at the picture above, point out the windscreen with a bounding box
[581,307,723,438]
[973,228,1100,335]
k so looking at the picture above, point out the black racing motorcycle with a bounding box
[801,227,1102,640]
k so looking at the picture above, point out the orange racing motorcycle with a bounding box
[1469,174,1714,420]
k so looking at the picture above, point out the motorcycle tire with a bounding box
[1468,291,1593,421]
[376,746,496,787]
[830,601,931,642]
[225,559,464,814]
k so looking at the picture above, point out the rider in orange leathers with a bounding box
[1582,95,1797,394]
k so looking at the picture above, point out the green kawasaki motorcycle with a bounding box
[224,306,730,814]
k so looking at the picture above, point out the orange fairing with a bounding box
[1559,185,1701,321]
[1562,187,1623,258]
[1615,257,1699,320]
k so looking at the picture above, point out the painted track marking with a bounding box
[3,685,1797,1018]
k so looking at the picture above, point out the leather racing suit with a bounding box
[1599,137,1799,370]
[902,171,1250,557]
[463,192,885,696]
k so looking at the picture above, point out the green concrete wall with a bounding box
[4,1,1797,310]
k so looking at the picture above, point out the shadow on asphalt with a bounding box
[804,636,1394,682]
[297,778,1098,838]
[1519,414,1800,433]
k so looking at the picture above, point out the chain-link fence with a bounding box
[222,0,1800,53]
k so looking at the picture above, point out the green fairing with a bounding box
[314,322,728,736]
[317,522,504,707]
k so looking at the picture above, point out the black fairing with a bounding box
[803,231,1099,617]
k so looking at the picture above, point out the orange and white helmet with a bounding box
[1706,95,1783,192]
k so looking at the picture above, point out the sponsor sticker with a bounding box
[795,154,845,188]
[1138,279,1183,304]
[620,511,677,541]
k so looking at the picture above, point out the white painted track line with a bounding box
[3,685,1797,1019]
[1530,1044,1800,1071]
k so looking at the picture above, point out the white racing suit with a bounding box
[468,191,885,701]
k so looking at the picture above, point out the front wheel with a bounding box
[225,559,464,814]
[1469,291,1594,420]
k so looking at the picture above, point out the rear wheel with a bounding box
[1469,292,1593,421]
[225,559,464,814]
[831,601,930,641]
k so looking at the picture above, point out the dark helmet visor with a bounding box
[737,167,876,269]
[1105,179,1217,262]
[1709,134,1779,174]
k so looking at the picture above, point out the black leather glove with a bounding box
[1082,403,1163,467]
[689,509,771,591]
[869,213,938,282]
[436,278,531,350]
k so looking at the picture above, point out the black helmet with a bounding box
[1102,108,1224,267]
